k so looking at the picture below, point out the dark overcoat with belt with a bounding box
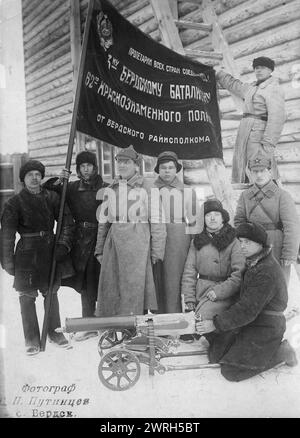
[209,248,288,374]
[46,175,109,293]
[0,188,74,293]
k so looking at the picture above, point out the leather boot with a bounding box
[45,294,71,349]
[19,295,40,355]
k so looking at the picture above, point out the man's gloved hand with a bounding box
[184,302,195,312]
[59,168,71,183]
[54,244,69,262]
[206,290,217,301]
[262,143,274,156]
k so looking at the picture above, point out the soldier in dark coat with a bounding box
[196,222,297,382]
[55,151,109,341]
[0,160,74,356]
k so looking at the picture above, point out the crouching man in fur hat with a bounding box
[0,160,74,355]
[196,221,298,382]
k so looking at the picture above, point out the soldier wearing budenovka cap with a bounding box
[215,55,285,183]
[94,145,167,317]
[0,160,74,355]
[234,152,300,285]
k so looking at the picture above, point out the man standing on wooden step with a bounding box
[215,56,285,183]
[234,152,300,286]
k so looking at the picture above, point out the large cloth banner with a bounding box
[76,0,223,160]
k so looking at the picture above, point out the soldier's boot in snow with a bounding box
[275,339,298,367]
[46,293,72,349]
[19,295,40,356]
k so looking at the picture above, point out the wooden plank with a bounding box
[126,4,154,28]
[201,0,243,111]
[23,2,70,45]
[29,135,70,151]
[26,94,73,117]
[28,125,71,143]
[150,0,236,218]
[169,0,179,20]
[121,0,149,18]
[27,103,73,127]
[24,33,70,71]
[185,48,223,59]
[278,162,300,182]
[140,18,159,36]
[27,114,73,135]
[150,0,185,54]
[22,0,43,19]
[231,20,300,61]
[281,183,300,203]
[25,41,71,75]
[175,20,212,32]
[23,0,64,33]
[220,0,295,30]
[30,146,69,159]
[184,0,297,50]
[227,36,300,76]
[26,60,72,92]
[26,78,73,102]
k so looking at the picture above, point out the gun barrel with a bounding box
[62,316,136,333]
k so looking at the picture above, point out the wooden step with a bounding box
[184,48,223,59]
[174,19,212,32]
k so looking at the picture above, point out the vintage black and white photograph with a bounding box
[0,0,300,420]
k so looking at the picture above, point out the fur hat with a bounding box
[19,160,45,182]
[252,56,275,71]
[76,150,97,167]
[204,198,230,223]
[248,151,271,171]
[154,151,182,173]
[236,222,268,246]
[115,145,141,164]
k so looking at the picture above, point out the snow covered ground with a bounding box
[1,266,300,419]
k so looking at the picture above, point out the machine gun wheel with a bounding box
[98,349,141,391]
[98,329,133,356]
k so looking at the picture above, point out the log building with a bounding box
[21,0,300,215]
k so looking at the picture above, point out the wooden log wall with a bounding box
[22,0,300,216]
[22,0,74,177]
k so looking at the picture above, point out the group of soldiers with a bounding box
[0,55,300,382]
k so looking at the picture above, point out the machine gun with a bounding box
[58,312,220,391]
